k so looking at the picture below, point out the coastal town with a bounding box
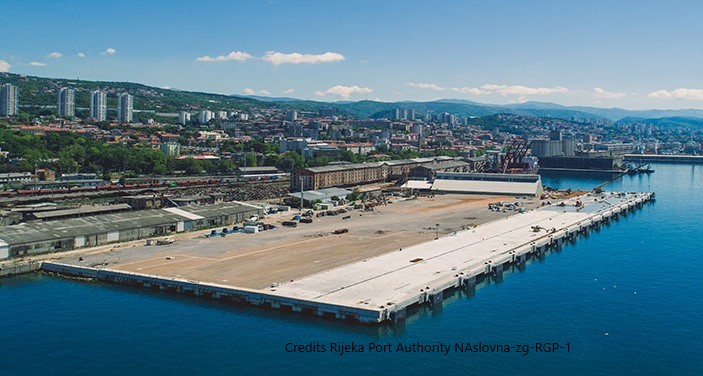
[1,72,701,192]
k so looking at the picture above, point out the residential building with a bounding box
[90,90,107,121]
[57,88,75,118]
[0,83,19,116]
[199,110,213,124]
[160,142,181,157]
[178,111,191,125]
[117,93,133,123]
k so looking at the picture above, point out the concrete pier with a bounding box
[41,191,653,325]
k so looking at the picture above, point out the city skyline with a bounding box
[2,1,703,110]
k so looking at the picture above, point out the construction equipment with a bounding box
[501,138,532,173]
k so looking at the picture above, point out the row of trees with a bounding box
[0,127,465,177]
[0,129,311,176]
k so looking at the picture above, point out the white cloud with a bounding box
[0,60,10,72]
[480,84,568,96]
[47,52,62,58]
[77,52,86,58]
[315,85,373,99]
[452,86,490,95]
[29,61,47,67]
[196,51,253,63]
[407,82,446,91]
[263,51,345,65]
[243,88,271,95]
[648,88,703,101]
[102,48,116,55]
[450,84,568,97]
[593,87,626,99]
[282,88,294,94]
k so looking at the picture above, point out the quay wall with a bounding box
[39,262,384,324]
[0,261,41,277]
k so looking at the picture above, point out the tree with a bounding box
[307,156,330,167]
[276,151,305,171]
[263,153,280,166]
[243,152,258,167]
[340,150,357,163]
[216,159,235,174]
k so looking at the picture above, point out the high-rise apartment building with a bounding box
[199,110,213,124]
[90,90,107,121]
[0,83,19,116]
[117,93,133,123]
[178,110,191,125]
[57,88,75,118]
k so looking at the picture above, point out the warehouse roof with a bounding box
[431,179,541,196]
[304,162,383,173]
[237,166,280,173]
[402,180,433,190]
[28,203,132,220]
[412,160,469,171]
[288,187,353,202]
[431,173,542,196]
[0,202,261,246]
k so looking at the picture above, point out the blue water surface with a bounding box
[1,163,702,375]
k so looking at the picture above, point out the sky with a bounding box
[1,0,703,110]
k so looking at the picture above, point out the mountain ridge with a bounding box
[3,72,703,124]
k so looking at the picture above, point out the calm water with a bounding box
[1,163,702,375]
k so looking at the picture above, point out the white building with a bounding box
[160,142,181,157]
[0,83,19,116]
[117,93,133,123]
[90,90,107,121]
[178,111,191,125]
[216,111,228,119]
[195,130,229,141]
[199,110,213,124]
[57,88,75,118]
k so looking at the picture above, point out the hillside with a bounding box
[614,116,703,128]
[4,72,703,126]
[0,72,266,114]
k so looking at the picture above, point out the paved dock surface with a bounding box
[50,194,544,289]
[42,191,651,323]
[270,192,649,316]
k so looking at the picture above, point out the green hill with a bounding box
[0,72,266,115]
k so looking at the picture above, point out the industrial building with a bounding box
[236,166,281,176]
[409,160,471,180]
[530,138,576,157]
[431,173,543,196]
[287,187,353,206]
[0,202,262,259]
[290,156,459,191]
[403,172,543,197]
[23,203,132,222]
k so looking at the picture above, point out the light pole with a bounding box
[299,176,304,210]
[435,223,439,240]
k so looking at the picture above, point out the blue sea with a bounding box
[1,163,702,375]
